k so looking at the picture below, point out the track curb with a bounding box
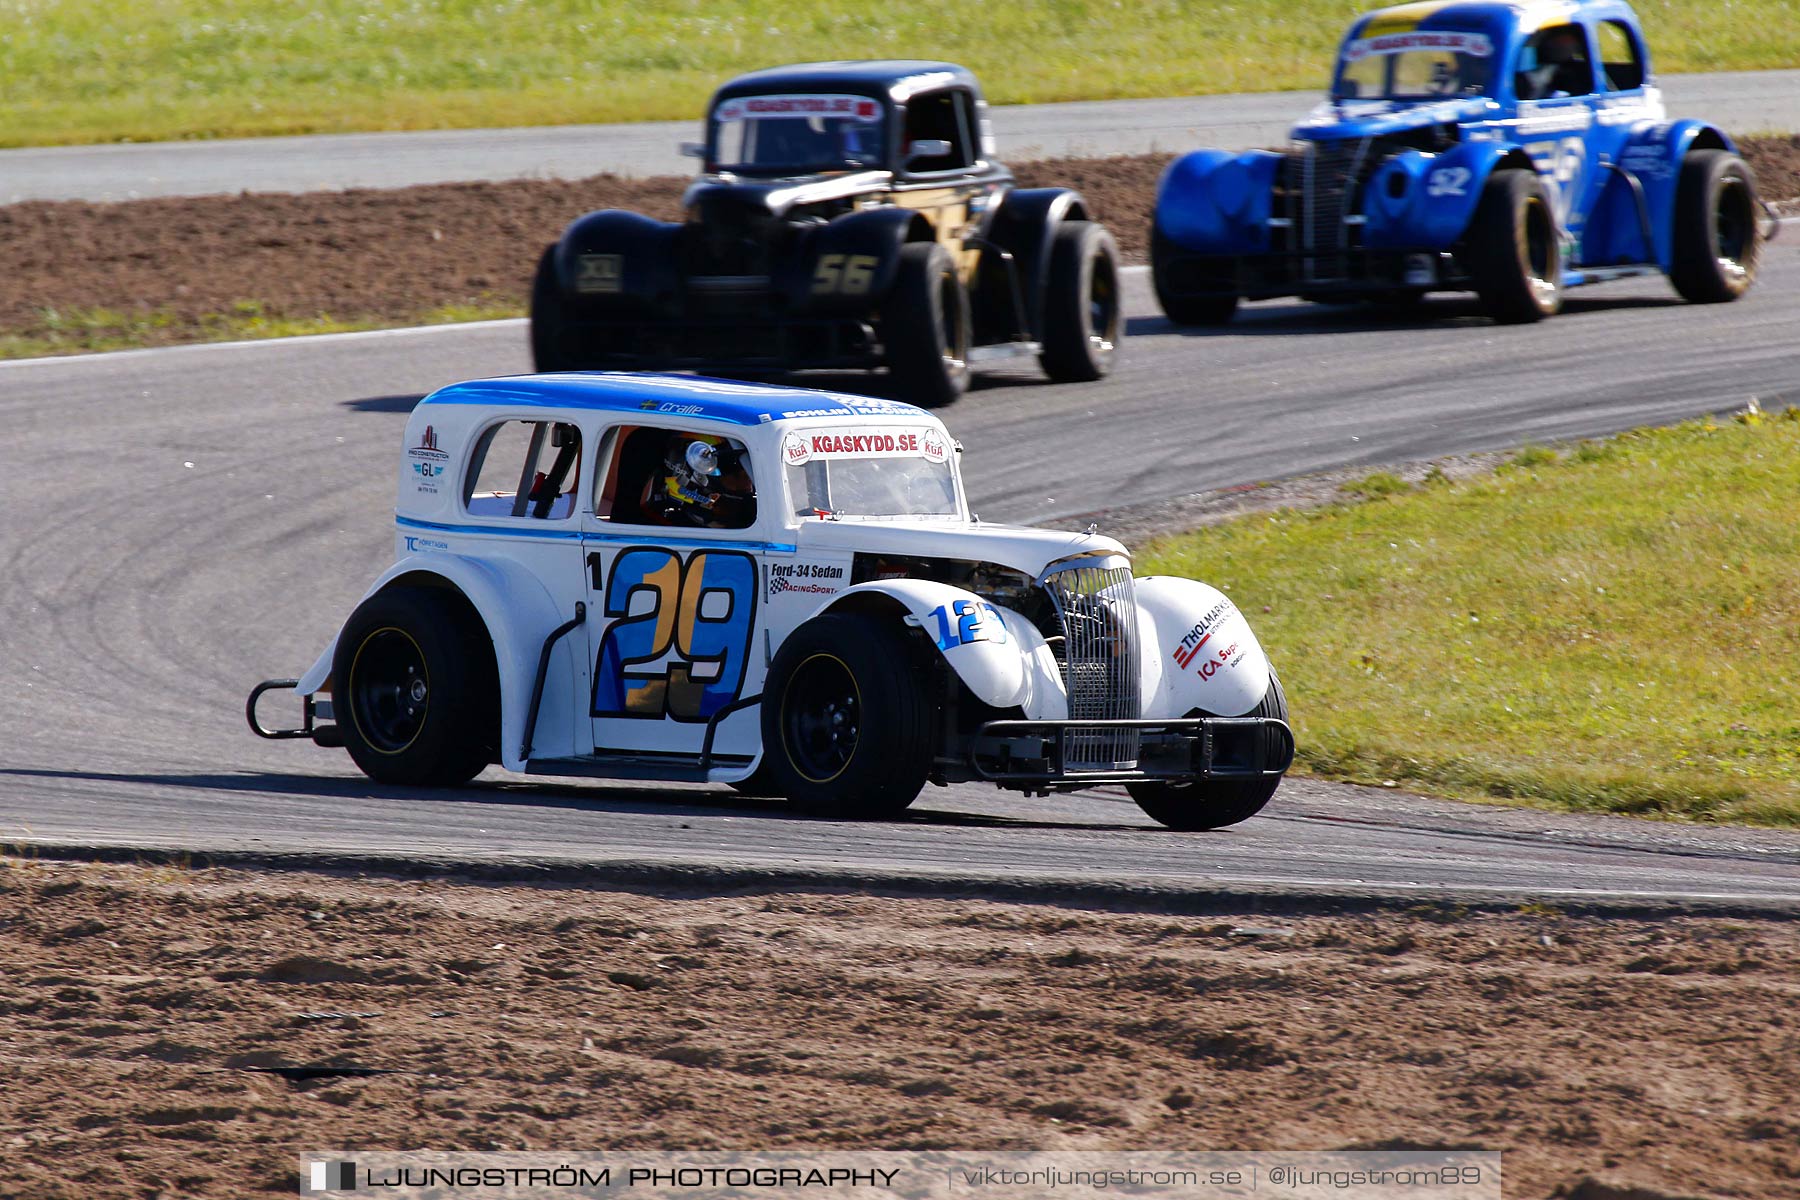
[12,837,1800,920]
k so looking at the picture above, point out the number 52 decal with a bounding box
[590,547,757,722]
[1426,166,1471,197]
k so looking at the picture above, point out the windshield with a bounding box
[781,426,960,519]
[711,93,887,174]
[1334,30,1496,99]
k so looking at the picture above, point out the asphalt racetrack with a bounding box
[4,258,1800,904]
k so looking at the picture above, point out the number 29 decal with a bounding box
[590,548,757,722]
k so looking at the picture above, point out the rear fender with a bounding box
[813,581,1065,719]
[1612,120,1738,269]
[294,554,579,771]
[1153,149,1283,254]
[794,207,927,312]
[1134,576,1271,719]
[1365,142,1533,250]
[556,210,682,311]
[984,187,1090,336]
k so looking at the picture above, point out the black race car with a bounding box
[530,60,1121,406]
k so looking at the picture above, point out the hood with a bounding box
[794,520,1128,578]
[1291,95,1496,142]
[684,171,893,219]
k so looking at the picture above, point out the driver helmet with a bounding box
[840,120,880,165]
[660,437,724,516]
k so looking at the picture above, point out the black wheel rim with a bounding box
[1523,196,1557,306]
[937,271,968,378]
[1715,177,1753,282]
[781,654,861,783]
[350,627,429,754]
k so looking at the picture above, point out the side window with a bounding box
[1598,20,1645,91]
[593,425,757,530]
[1515,25,1596,100]
[902,89,974,172]
[463,420,581,520]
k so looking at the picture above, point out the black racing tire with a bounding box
[1127,673,1289,831]
[881,241,971,408]
[1039,220,1122,382]
[1670,149,1760,304]
[332,586,498,787]
[529,243,579,372]
[761,612,933,818]
[1467,170,1561,324]
[1151,225,1239,325]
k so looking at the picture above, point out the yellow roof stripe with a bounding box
[1361,2,1458,38]
[1362,1,1586,40]
[1522,2,1582,31]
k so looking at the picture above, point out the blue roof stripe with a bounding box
[418,371,931,428]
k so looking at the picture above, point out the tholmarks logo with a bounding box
[407,426,449,494]
[1171,600,1243,679]
[306,1161,358,1192]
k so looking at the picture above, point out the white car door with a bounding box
[580,423,771,764]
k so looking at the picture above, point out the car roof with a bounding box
[712,60,981,107]
[1352,0,1632,31]
[416,372,937,428]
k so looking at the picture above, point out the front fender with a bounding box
[1134,576,1271,719]
[1364,142,1532,250]
[815,581,1065,718]
[1153,149,1283,254]
[793,207,924,312]
[294,553,579,772]
[555,210,682,311]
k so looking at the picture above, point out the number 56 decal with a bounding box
[811,253,878,296]
[590,548,757,722]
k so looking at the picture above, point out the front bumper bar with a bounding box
[969,716,1295,787]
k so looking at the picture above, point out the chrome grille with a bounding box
[1042,561,1141,771]
[1295,137,1371,282]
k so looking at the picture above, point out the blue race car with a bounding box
[1152,0,1765,324]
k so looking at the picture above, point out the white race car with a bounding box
[249,373,1293,829]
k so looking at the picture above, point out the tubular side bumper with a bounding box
[246,679,342,747]
[970,717,1295,787]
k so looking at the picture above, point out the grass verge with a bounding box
[0,300,518,360]
[2,1,1798,147]
[1138,410,1800,826]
